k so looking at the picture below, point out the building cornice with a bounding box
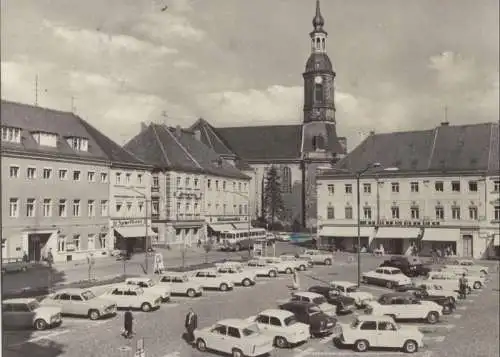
[1,148,110,166]
[317,169,498,181]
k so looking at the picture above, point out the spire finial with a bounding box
[312,0,324,30]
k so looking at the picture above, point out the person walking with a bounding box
[291,269,300,290]
[184,308,198,344]
[123,307,134,339]
[458,273,468,300]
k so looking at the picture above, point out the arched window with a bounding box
[281,166,292,193]
[312,135,325,151]
[316,37,321,49]
[322,38,325,50]
[314,83,323,102]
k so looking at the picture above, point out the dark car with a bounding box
[394,287,456,313]
[380,256,431,277]
[278,301,337,337]
[307,285,356,314]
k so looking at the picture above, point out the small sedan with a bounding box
[194,318,274,357]
[101,285,161,312]
[280,254,313,270]
[285,291,337,316]
[41,288,116,320]
[362,267,413,289]
[125,277,171,302]
[190,270,234,291]
[246,260,278,278]
[158,272,203,297]
[279,301,337,337]
[308,285,356,314]
[3,298,62,330]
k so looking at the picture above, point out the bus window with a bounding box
[242,232,248,238]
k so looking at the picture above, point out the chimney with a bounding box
[140,122,148,132]
[175,125,182,137]
[194,130,201,141]
[441,121,449,126]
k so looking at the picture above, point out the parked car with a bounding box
[395,283,458,304]
[276,232,291,242]
[361,267,413,289]
[190,269,234,291]
[308,285,356,314]
[298,249,333,265]
[365,293,443,324]
[247,309,310,348]
[380,256,431,277]
[280,291,337,316]
[278,301,337,337]
[416,271,473,292]
[329,281,374,308]
[194,318,274,357]
[125,277,171,302]
[443,259,489,275]
[438,269,486,289]
[158,272,203,297]
[1,258,33,274]
[215,264,257,287]
[41,288,116,320]
[279,254,313,270]
[334,315,424,353]
[3,298,62,330]
[399,290,455,314]
[246,260,278,277]
[101,285,161,312]
[258,256,297,274]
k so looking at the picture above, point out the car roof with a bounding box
[357,315,394,322]
[126,277,153,281]
[3,298,37,304]
[258,309,293,319]
[161,271,187,276]
[330,281,357,287]
[56,288,89,293]
[282,300,315,307]
[293,291,322,299]
[218,318,254,328]
[379,292,413,299]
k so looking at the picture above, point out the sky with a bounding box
[1,0,499,148]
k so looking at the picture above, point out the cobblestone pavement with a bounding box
[3,249,498,357]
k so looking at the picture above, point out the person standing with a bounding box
[123,307,134,339]
[458,273,468,299]
[292,269,300,290]
[184,308,198,344]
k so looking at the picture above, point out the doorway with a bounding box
[28,233,51,261]
[462,235,473,257]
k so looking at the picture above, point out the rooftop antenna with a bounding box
[71,96,76,112]
[35,75,39,106]
[441,105,449,126]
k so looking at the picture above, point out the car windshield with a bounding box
[346,286,358,293]
[241,324,259,336]
[284,316,298,326]
[308,306,321,315]
[28,301,40,311]
[82,290,96,300]
[312,297,327,305]
[391,269,402,274]
[350,319,360,329]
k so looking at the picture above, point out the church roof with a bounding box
[334,122,499,175]
[124,123,249,180]
[305,53,333,74]
[302,122,345,154]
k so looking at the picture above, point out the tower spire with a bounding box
[312,0,324,30]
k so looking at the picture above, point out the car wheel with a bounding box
[242,278,251,287]
[232,348,244,357]
[426,311,439,324]
[196,339,207,352]
[34,319,48,331]
[187,289,196,297]
[385,281,394,289]
[285,267,293,274]
[88,309,100,320]
[324,259,332,265]
[219,283,229,291]
[354,339,369,352]
[473,281,482,289]
[403,339,418,353]
[141,303,152,312]
[274,336,288,348]
[299,264,306,271]
[269,270,277,278]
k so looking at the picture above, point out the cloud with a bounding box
[173,59,197,69]
[428,51,475,88]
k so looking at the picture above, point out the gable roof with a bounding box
[124,123,250,180]
[1,100,148,167]
[333,122,499,175]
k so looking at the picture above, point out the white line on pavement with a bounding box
[423,336,446,342]
[457,306,467,310]
[159,352,180,357]
[451,314,462,319]
[27,330,70,343]
[293,347,315,357]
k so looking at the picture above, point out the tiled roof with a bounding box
[1,100,147,167]
[124,124,250,180]
[301,122,345,154]
[189,118,236,157]
[334,122,499,174]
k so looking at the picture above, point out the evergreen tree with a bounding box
[263,167,284,224]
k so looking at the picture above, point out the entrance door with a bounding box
[394,239,404,255]
[462,235,473,257]
[28,235,42,261]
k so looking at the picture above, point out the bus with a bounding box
[219,228,267,251]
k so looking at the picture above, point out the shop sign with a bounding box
[217,217,240,222]
[113,219,145,228]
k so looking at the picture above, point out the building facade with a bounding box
[1,100,150,263]
[317,122,500,259]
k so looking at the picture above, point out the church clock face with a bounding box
[314,76,323,84]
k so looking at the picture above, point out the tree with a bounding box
[263,166,284,224]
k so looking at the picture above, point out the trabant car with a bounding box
[298,249,333,265]
[361,267,413,289]
[396,283,458,304]
[280,291,337,316]
[125,277,171,302]
[258,256,297,274]
[41,288,116,320]
[215,264,257,287]
[447,259,489,275]
[3,298,62,330]
[246,260,278,278]
[158,272,203,297]
[279,254,313,270]
[190,269,234,291]
[308,285,356,314]
[248,309,310,348]
[439,270,486,289]
[334,315,424,353]
[194,318,274,357]
[101,285,161,312]
[417,271,474,292]
[278,301,337,337]
[329,281,374,308]
[365,293,443,324]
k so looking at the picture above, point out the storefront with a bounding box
[370,227,422,255]
[319,226,374,251]
[113,219,157,253]
[207,223,235,243]
[420,228,460,256]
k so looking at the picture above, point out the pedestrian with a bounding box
[22,251,28,263]
[123,307,134,339]
[184,308,198,344]
[46,248,54,267]
[458,273,467,299]
[292,269,300,290]
[197,239,201,248]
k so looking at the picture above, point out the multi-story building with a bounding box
[1,100,150,263]
[124,124,252,248]
[317,122,500,259]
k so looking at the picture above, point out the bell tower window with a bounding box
[314,83,323,102]
[312,135,325,151]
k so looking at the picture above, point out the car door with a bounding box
[70,294,85,315]
[12,303,34,328]
[359,321,378,346]
[110,288,124,306]
[269,316,283,335]
[124,289,138,307]
[255,314,270,332]
[376,321,399,348]
[3,303,15,328]
[58,293,72,314]
[210,324,229,353]
[226,327,243,353]
[207,272,219,287]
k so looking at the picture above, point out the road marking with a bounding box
[27,330,70,343]
[159,352,180,357]
[451,314,462,319]
[404,323,455,332]
[457,306,467,310]
[293,347,315,357]
[423,336,446,342]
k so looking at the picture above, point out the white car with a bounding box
[362,267,413,289]
[280,291,337,316]
[329,281,374,308]
[258,256,297,274]
[277,232,291,242]
[194,318,274,357]
[101,285,161,312]
[418,272,475,292]
[365,293,443,324]
[439,270,486,289]
[3,298,62,330]
[443,259,489,275]
[215,264,257,287]
[248,309,310,348]
[299,249,333,265]
[246,260,278,278]
[279,254,313,270]
[335,315,424,353]
[190,269,234,291]
[412,282,459,303]
[158,272,203,297]
[125,277,171,302]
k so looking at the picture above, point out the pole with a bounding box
[356,174,361,286]
[248,197,251,258]
[145,197,149,275]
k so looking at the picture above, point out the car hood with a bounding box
[36,306,62,315]
[349,291,374,300]
[318,302,337,314]
[90,297,117,307]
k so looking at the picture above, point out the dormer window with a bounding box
[67,137,88,151]
[1,126,21,143]
[32,131,57,147]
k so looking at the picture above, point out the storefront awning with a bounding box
[422,228,460,242]
[319,226,374,237]
[374,227,421,239]
[232,223,251,230]
[208,224,234,232]
[115,226,157,238]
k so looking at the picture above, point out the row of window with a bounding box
[206,203,248,215]
[327,180,500,195]
[8,198,109,218]
[2,126,89,152]
[206,179,248,192]
[326,205,500,221]
[152,175,250,193]
[56,233,107,252]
